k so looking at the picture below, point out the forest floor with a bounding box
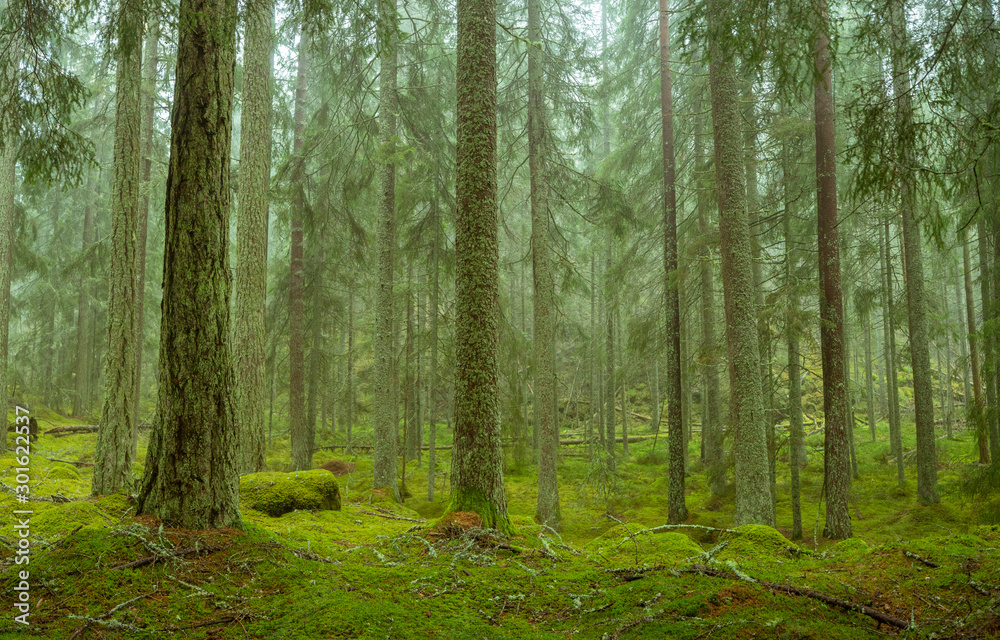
[0,408,998,639]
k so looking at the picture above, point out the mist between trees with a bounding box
[0,0,998,537]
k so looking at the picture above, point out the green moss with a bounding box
[826,537,870,560]
[444,486,514,535]
[718,524,792,562]
[240,470,341,517]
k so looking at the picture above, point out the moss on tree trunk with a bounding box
[135,0,241,529]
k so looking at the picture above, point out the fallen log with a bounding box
[45,425,99,436]
[45,457,94,468]
[681,564,909,630]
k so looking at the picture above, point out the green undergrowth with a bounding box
[0,412,997,638]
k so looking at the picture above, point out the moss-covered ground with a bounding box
[0,407,998,638]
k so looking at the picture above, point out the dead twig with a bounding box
[112,544,225,570]
[903,550,939,568]
[680,564,909,630]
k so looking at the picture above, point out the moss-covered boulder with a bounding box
[719,524,793,561]
[240,470,341,517]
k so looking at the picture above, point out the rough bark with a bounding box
[659,0,686,524]
[234,0,272,474]
[288,29,310,472]
[93,0,142,495]
[890,0,939,504]
[528,0,559,528]
[814,0,851,537]
[705,0,771,526]
[449,0,511,533]
[373,0,400,496]
[135,0,241,528]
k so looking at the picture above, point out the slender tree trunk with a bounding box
[373,0,400,496]
[347,286,355,444]
[705,0,771,526]
[699,146,723,494]
[428,213,439,500]
[979,218,1000,461]
[405,266,417,461]
[133,12,160,438]
[288,29,310,471]
[743,80,776,520]
[136,0,241,528]
[620,310,629,458]
[605,241,616,469]
[659,0,686,524]
[883,219,905,487]
[783,136,803,540]
[955,262,972,435]
[234,0,272,473]
[449,0,511,532]
[0,126,12,454]
[93,0,142,495]
[890,0,939,504]
[73,197,94,418]
[587,248,592,460]
[528,0,559,528]
[864,265,876,442]
[306,235,325,452]
[812,0,851,538]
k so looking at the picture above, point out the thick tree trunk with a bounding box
[705,0,771,527]
[528,0,559,528]
[659,0,686,524]
[289,29,310,472]
[93,1,142,495]
[449,0,511,533]
[135,0,241,528]
[890,0,939,504]
[234,0,272,474]
[372,0,400,496]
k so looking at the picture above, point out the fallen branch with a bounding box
[903,550,939,568]
[112,544,225,570]
[616,523,739,549]
[162,614,250,632]
[67,593,149,639]
[681,564,909,630]
[45,457,93,468]
[358,509,426,524]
